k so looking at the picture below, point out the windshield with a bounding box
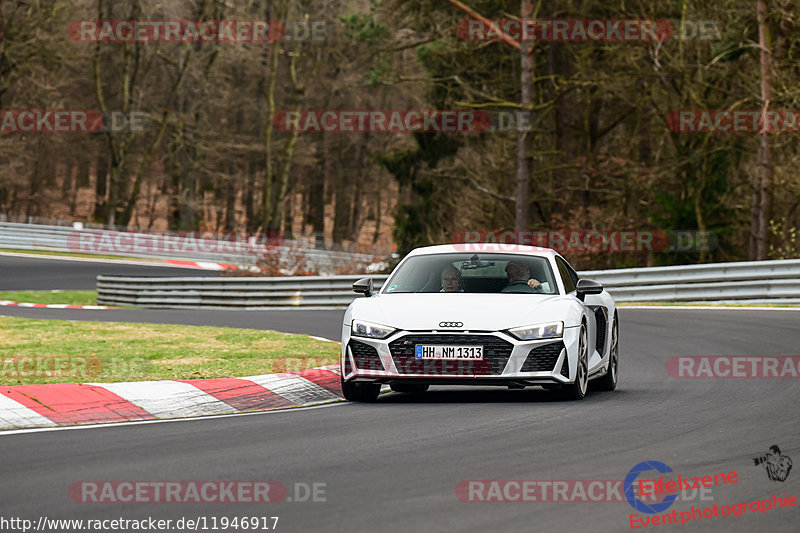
[382,253,558,294]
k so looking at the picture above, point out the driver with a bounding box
[440,265,463,292]
[501,261,542,293]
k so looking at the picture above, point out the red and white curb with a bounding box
[0,300,117,310]
[0,365,343,430]
[165,259,239,271]
[0,250,239,271]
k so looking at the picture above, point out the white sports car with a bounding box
[340,244,619,401]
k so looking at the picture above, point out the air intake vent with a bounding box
[521,342,566,372]
[594,307,607,354]
[349,340,384,371]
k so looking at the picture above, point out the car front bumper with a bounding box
[340,326,581,386]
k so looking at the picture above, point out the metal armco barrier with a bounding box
[0,221,375,274]
[97,275,389,309]
[96,259,800,309]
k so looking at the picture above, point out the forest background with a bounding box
[1,0,798,271]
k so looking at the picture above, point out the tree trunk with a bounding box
[515,1,533,231]
[309,142,327,249]
[753,0,773,260]
[332,139,350,242]
[372,170,382,244]
[224,163,237,231]
[93,149,109,223]
[177,137,198,230]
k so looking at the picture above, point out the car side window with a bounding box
[564,260,580,286]
[555,257,576,293]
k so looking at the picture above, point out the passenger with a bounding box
[440,265,463,293]
[501,261,542,293]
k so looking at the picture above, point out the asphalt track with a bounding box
[0,253,219,290]
[0,306,343,339]
[1,258,799,532]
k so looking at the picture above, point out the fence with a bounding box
[0,220,379,275]
[95,259,800,309]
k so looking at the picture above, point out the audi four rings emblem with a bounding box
[439,321,463,328]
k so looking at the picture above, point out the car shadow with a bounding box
[376,387,626,404]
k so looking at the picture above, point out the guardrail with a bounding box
[97,275,389,309]
[582,260,800,304]
[0,221,377,274]
[95,259,800,309]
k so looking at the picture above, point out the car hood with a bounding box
[348,293,576,331]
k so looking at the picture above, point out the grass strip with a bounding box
[0,290,98,306]
[0,316,340,385]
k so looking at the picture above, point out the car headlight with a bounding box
[508,321,564,340]
[351,320,395,339]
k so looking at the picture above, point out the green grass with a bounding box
[0,290,98,306]
[618,302,800,308]
[0,317,340,385]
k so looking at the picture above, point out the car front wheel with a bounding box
[593,313,619,391]
[340,374,381,402]
[560,323,588,401]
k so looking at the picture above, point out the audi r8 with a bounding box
[340,244,619,401]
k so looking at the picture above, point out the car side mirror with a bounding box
[576,278,603,301]
[352,277,373,297]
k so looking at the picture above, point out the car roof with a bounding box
[406,243,558,258]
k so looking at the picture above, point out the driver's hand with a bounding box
[527,278,541,289]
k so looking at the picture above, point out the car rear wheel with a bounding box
[560,323,588,401]
[389,383,429,394]
[593,313,619,391]
[340,375,381,402]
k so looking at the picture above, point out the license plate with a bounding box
[415,345,483,359]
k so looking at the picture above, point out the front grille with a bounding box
[521,341,565,372]
[388,334,513,376]
[594,308,607,354]
[349,340,384,371]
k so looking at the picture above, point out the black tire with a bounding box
[389,383,429,394]
[340,374,381,402]
[560,323,588,401]
[593,313,619,392]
